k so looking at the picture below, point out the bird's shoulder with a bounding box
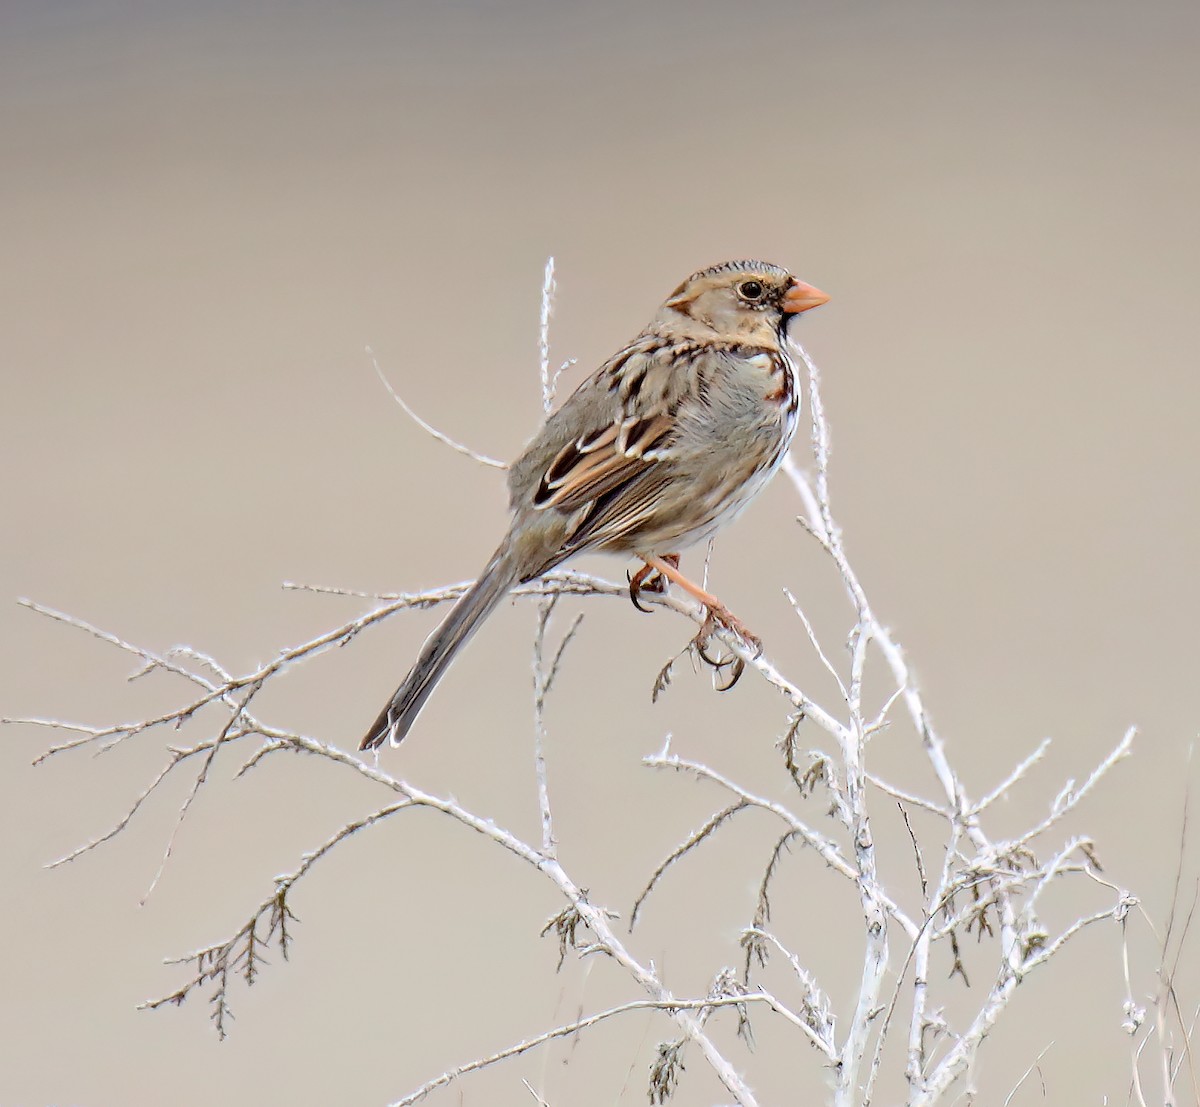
[505,332,781,508]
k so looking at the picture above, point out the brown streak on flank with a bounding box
[764,355,792,404]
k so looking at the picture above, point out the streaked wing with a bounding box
[533,411,674,513]
[531,339,689,513]
[557,466,675,557]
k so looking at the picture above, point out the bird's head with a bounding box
[656,260,829,346]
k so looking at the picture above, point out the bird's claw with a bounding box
[627,554,680,614]
[692,608,758,691]
[628,565,663,613]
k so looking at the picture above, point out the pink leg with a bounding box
[642,555,762,654]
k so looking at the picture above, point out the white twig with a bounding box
[393,993,788,1107]
[531,596,575,858]
[742,927,837,1059]
[367,345,506,469]
[1002,1042,1053,1106]
[866,774,948,818]
[1013,727,1136,851]
[14,277,1157,1107]
[140,679,264,904]
[784,587,849,704]
[972,738,1053,815]
[646,752,919,941]
[539,256,556,414]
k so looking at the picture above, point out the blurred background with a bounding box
[3,1,1198,1103]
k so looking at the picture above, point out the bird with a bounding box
[361,260,829,750]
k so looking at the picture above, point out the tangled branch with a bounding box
[8,259,1183,1105]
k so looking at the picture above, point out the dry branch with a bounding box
[7,261,1170,1106]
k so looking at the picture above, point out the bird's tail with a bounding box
[360,545,522,750]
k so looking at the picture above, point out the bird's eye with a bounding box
[737,280,765,302]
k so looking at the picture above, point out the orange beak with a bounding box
[782,278,830,314]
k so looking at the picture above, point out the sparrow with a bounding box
[361,260,829,750]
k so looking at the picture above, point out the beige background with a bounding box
[3,2,1198,1104]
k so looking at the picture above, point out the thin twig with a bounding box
[367,345,506,469]
[631,801,749,929]
[539,256,556,414]
[1002,1042,1053,1106]
[531,596,561,858]
[393,993,791,1107]
[140,679,264,904]
[646,752,919,941]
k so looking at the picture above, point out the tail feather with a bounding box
[360,548,521,749]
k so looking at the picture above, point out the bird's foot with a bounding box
[692,609,748,691]
[636,554,762,690]
[628,553,680,613]
[697,601,763,657]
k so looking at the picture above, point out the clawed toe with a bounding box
[631,552,761,690]
[715,611,763,657]
[692,610,752,691]
[695,601,762,656]
[627,554,680,614]
[627,566,659,613]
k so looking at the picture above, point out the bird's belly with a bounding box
[634,413,796,555]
